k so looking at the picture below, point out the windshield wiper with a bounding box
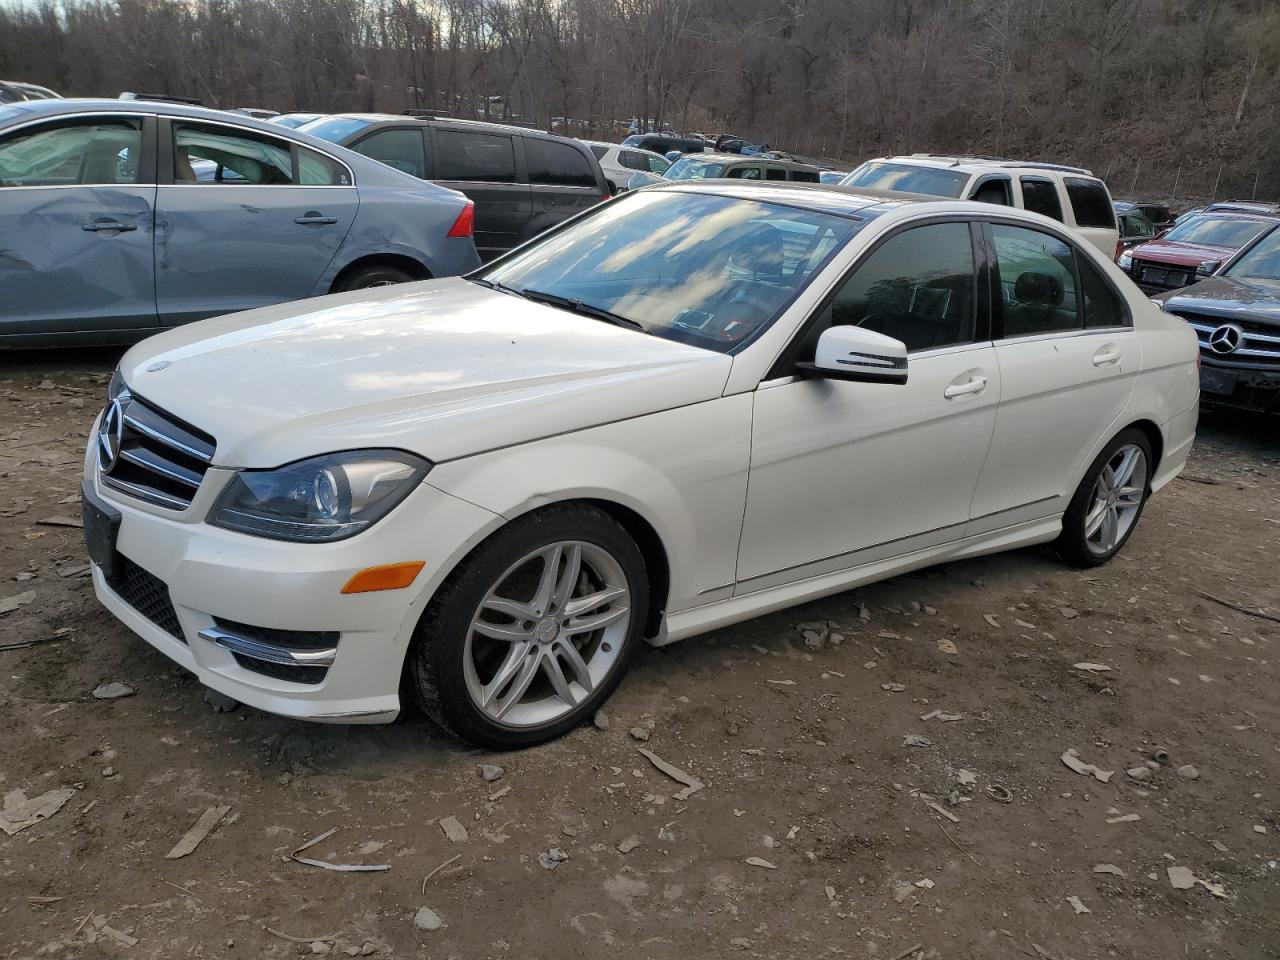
[518,288,648,333]
[468,276,524,297]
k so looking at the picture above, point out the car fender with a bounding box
[311,233,435,295]
[424,395,753,616]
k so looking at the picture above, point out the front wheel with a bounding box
[408,505,648,749]
[1050,428,1152,568]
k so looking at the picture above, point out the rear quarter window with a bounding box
[1065,177,1116,229]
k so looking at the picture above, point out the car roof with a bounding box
[677,152,819,171]
[1180,209,1280,224]
[581,139,666,158]
[869,154,1097,178]
[651,180,962,219]
[323,112,589,143]
[0,96,302,131]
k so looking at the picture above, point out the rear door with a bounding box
[968,219,1139,534]
[1062,176,1120,259]
[428,126,529,261]
[523,136,605,239]
[155,117,357,324]
[0,112,157,337]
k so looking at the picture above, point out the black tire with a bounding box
[408,504,649,750]
[333,263,417,292]
[1048,427,1153,568]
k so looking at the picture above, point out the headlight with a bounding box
[208,450,430,542]
[107,368,127,400]
[1117,252,1132,271]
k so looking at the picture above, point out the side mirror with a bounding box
[796,325,908,385]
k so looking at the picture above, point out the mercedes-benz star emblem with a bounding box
[1208,323,1244,355]
[97,398,125,473]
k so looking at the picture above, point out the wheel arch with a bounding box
[1124,418,1164,477]
[328,253,431,292]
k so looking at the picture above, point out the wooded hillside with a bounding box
[2,0,1278,200]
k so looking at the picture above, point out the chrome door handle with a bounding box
[1093,346,1121,366]
[82,219,137,232]
[944,376,988,399]
[294,212,338,225]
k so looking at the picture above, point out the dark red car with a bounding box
[1120,211,1279,294]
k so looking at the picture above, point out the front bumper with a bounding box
[1198,359,1280,414]
[83,428,501,723]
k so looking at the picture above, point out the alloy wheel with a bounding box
[462,541,631,728]
[1084,443,1147,556]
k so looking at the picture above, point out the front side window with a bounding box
[790,169,820,183]
[1122,213,1154,239]
[971,177,1012,205]
[173,122,291,184]
[765,167,787,181]
[806,222,977,354]
[525,138,596,188]
[0,118,142,187]
[1064,177,1115,229]
[1020,177,1063,221]
[480,191,860,354]
[840,161,968,198]
[435,130,515,183]
[992,223,1080,337]
[727,166,762,180]
[352,128,426,179]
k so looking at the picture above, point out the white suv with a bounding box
[842,155,1121,259]
[582,140,670,193]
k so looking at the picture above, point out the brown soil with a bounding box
[1,348,1277,960]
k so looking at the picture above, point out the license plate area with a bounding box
[81,486,121,579]
[1199,367,1237,396]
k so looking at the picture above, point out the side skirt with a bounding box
[648,516,1062,647]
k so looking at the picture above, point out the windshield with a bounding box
[480,190,860,353]
[664,157,727,180]
[840,161,968,198]
[298,116,372,143]
[1161,215,1268,249]
[1226,227,1280,280]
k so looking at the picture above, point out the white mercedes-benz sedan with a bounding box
[83,182,1200,749]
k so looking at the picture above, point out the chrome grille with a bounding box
[98,395,216,510]
[1175,312,1280,366]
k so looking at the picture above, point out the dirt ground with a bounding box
[0,348,1277,960]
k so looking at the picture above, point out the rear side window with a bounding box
[0,118,142,186]
[352,129,426,179]
[790,169,820,183]
[173,122,291,185]
[1077,254,1128,328]
[1020,178,1063,221]
[1065,177,1115,229]
[525,138,597,188]
[435,130,515,183]
[992,223,1081,337]
[620,150,650,171]
[765,167,787,181]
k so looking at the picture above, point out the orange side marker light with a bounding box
[341,561,426,595]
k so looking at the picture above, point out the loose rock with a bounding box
[538,847,570,870]
[628,726,650,742]
[1176,764,1199,781]
[592,711,610,731]
[1167,866,1196,890]
[617,836,640,854]
[92,682,135,700]
[413,907,443,931]
[1126,766,1151,781]
[478,764,504,782]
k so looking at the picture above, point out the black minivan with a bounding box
[303,115,611,261]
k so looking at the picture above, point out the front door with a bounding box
[429,127,530,261]
[737,220,1000,589]
[968,221,1139,534]
[0,113,157,337]
[155,118,357,324]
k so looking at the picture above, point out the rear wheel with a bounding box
[1049,428,1152,567]
[408,504,648,749]
[333,263,417,292]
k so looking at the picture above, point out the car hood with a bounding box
[118,278,732,467]
[1156,275,1280,326]
[1129,238,1237,268]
